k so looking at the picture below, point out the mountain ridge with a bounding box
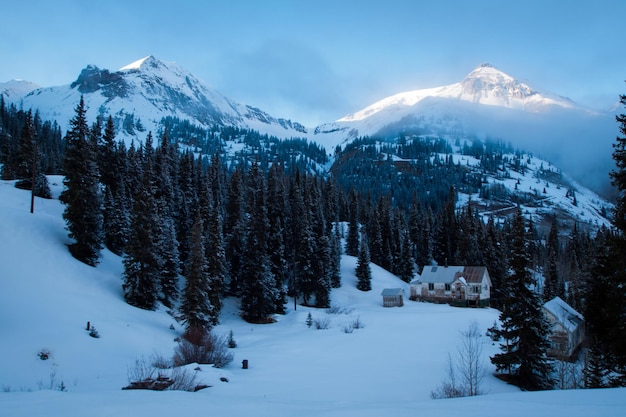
[0,57,617,197]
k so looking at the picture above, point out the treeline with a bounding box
[56,99,342,328]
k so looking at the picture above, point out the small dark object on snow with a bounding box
[242,359,248,369]
[123,375,174,391]
[220,377,229,382]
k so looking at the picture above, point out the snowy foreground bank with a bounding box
[1,178,625,416]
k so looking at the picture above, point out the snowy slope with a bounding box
[1,177,626,416]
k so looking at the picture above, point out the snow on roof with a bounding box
[543,296,584,332]
[419,266,488,284]
[381,288,404,296]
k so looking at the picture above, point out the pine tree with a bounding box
[59,97,103,266]
[225,167,247,296]
[240,163,277,322]
[345,189,360,256]
[180,214,213,330]
[329,222,342,288]
[356,230,372,291]
[205,199,226,325]
[543,216,563,302]
[122,151,160,310]
[267,163,288,313]
[490,207,553,390]
[607,90,626,379]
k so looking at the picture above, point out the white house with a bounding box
[542,296,585,359]
[410,265,491,307]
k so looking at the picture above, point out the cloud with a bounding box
[215,39,359,126]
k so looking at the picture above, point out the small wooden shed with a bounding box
[543,296,585,359]
[381,288,404,307]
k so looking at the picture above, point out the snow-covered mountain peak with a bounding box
[458,63,537,104]
[337,64,579,125]
[119,55,155,71]
[0,79,41,101]
[3,56,309,144]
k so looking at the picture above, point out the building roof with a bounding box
[381,288,404,297]
[543,296,584,332]
[419,266,488,285]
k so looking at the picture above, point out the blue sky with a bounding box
[1,0,625,125]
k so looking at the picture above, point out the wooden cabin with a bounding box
[410,266,491,307]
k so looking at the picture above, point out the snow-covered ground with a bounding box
[1,177,624,416]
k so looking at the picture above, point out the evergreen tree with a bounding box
[59,97,103,266]
[240,163,277,322]
[180,214,213,330]
[356,230,372,291]
[543,216,563,302]
[225,167,247,296]
[490,207,553,391]
[205,199,227,325]
[345,189,360,256]
[329,222,342,288]
[122,151,160,310]
[267,163,288,313]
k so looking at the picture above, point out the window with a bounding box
[472,286,481,294]
[428,283,435,291]
[445,283,451,292]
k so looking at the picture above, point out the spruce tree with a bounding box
[59,97,103,266]
[356,230,372,291]
[345,189,360,256]
[180,214,213,330]
[240,163,277,322]
[122,152,160,310]
[543,216,563,302]
[205,200,227,325]
[490,207,553,391]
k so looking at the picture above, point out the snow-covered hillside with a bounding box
[1,178,625,416]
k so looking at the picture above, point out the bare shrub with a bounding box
[128,356,155,384]
[432,321,486,399]
[326,305,354,315]
[173,327,233,368]
[351,316,364,329]
[342,316,364,334]
[151,352,172,369]
[126,355,201,392]
[313,317,331,330]
[168,367,199,392]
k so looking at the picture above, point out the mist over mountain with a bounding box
[314,64,617,198]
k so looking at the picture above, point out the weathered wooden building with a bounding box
[381,288,404,307]
[542,296,585,359]
[410,266,491,307]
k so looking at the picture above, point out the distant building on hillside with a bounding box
[542,296,585,359]
[410,266,491,307]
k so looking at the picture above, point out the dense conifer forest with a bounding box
[1,94,625,389]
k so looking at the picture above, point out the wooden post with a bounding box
[30,139,38,214]
[86,321,90,331]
